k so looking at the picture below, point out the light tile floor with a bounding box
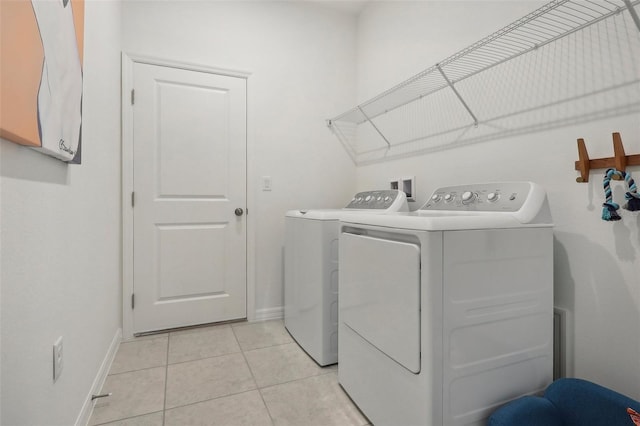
[89,320,369,426]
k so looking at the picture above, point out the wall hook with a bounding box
[574,133,640,183]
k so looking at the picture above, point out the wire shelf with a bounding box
[328,0,640,165]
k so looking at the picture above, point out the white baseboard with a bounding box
[254,306,283,322]
[75,328,122,426]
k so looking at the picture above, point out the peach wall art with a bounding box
[1,0,85,163]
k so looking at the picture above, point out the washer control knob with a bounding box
[384,196,391,202]
[356,197,363,203]
[444,194,453,202]
[461,191,476,204]
[377,196,383,201]
[487,192,499,202]
[365,195,372,202]
[431,194,442,203]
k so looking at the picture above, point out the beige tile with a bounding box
[94,411,163,426]
[232,320,293,351]
[261,373,368,426]
[168,324,240,364]
[109,336,168,374]
[245,343,324,388]
[165,352,256,409]
[165,390,273,426]
[89,367,165,425]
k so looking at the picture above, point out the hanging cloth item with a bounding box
[602,168,640,221]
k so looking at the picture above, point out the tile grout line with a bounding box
[241,340,299,354]
[257,368,338,392]
[162,332,170,426]
[107,364,167,377]
[231,324,277,426]
[90,411,164,426]
[166,350,243,367]
[158,388,262,413]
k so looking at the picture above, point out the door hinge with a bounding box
[131,293,135,309]
[131,191,135,207]
[131,89,135,105]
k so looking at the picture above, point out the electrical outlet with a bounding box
[53,336,63,382]
[402,177,415,201]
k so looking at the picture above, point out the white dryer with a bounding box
[338,182,553,426]
[284,190,408,366]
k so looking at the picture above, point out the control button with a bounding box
[487,192,499,202]
[377,196,383,201]
[444,194,454,202]
[355,197,363,203]
[509,193,517,201]
[431,194,442,203]
[365,195,372,202]
[384,196,391,202]
[461,191,477,204]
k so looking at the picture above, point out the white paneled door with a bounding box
[131,62,247,333]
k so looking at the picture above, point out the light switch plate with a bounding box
[261,176,272,191]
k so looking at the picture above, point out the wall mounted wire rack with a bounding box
[328,0,640,165]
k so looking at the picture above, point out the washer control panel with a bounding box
[421,183,531,212]
[345,190,405,210]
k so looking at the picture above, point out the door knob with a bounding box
[235,208,244,216]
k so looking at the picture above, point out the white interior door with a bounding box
[131,62,247,333]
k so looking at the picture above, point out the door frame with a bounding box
[121,53,253,339]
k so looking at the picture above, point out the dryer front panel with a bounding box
[340,232,421,373]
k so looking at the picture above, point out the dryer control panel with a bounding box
[421,182,532,212]
[345,190,405,210]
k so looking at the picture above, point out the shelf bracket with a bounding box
[574,132,640,183]
[622,0,640,32]
[358,106,391,149]
[436,64,478,127]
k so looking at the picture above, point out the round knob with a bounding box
[487,192,499,202]
[461,191,476,204]
[377,196,383,201]
[365,195,372,202]
[431,194,442,203]
[235,208,244,216]
[356,197,362,203]
[384,196,391,202]
[444,194,453,202]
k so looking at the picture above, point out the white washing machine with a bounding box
[338,182,553,426]
[284,190,408,366]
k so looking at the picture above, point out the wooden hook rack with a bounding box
[575,132,640,183]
